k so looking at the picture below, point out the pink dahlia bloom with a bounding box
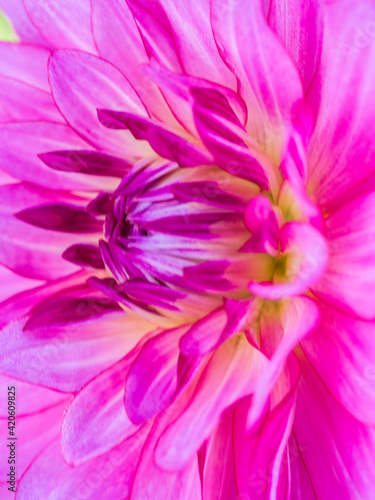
[0,0,375,498]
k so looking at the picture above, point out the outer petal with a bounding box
[302,301,375,425]
[48,50,152,157]
[233,357,298,500]
[293,351,375,500]
[156,0,236,88]
[247,297,319,426]
[0,1,48,45]
[125,326,188,425]
[129,410,202,500]
[313,191,375,319]
[16,429,150,500]
[61,333,156,466]
[0,375,66,416]
[0,265,43,303]
[267,0,323,91]
[23,0,96,52]
[0,121,114,191]
[0,399,69,483]
[0,310,154,392]
[92,0,178,127]
[203,409,239,500]
[308,0,375,206]
[211,0,303,156]
[0,43,50,90]
[0,76,61,123]
[155,335,266,470]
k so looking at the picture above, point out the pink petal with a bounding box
[0,76,61,123]
[0,214,82,280]
[247,297,319,427]
[0,400,69,484]
[191,87,270,188]
[92,0,178,127]
[23,0,97,52]
[156,0,236,88]
[267,0,323,91]
[125,326,189,424]
[0,121,112,191]
[98,109,213,167]
[0,311,154,392]
[0,265,43,304]
[16,430,150,500]
[180,299,255,355]
[0,375,66,417]
[155,336,266,470]
[129,415,202,500]
[0,43,50,90]
[0,1,48,46]
[48,50,152,157]
[313,191,375,319]
[211,0,303,154]
[203,409,238,500]
[61,334,155,465]
[125,0,182,72]
[302,300,375,425]
[288,434,317,500]
[143,59,248,127]
[308,0,375,207]
[0,271,89,329]
[233,356,298,499]
[293,351,375,499]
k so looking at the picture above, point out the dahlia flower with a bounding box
[0,0,374,498]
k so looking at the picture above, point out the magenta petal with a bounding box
[125,327,188,424]
[157,0,236,88]
[0,265,43,303]
[98,109,213,168]
[308,0,375,206]
[155,337,266,470]
[16,430,150,500]
[267,0,323,91]
[125,0,182,72]
[39,150,132,177]
[233,358,298,499]
[203,409,238,500]
[302,301,375,425]
[48,50,151,157]
[16,203,103,234]
[23,0,97,52]
[180,299,254,355]
[129,414,202,500]
[24,290,120,331]
[192,87,269,188]
[247,297,319,427]
[0,43,50,90]
[0,399,69,483]
[211,0,303,149]
[314,192,375,319]
[0,215,81,280]
[0,76,61,123]
[293,352,375,499]
[62,244,104,269]
[92,0,178,128]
